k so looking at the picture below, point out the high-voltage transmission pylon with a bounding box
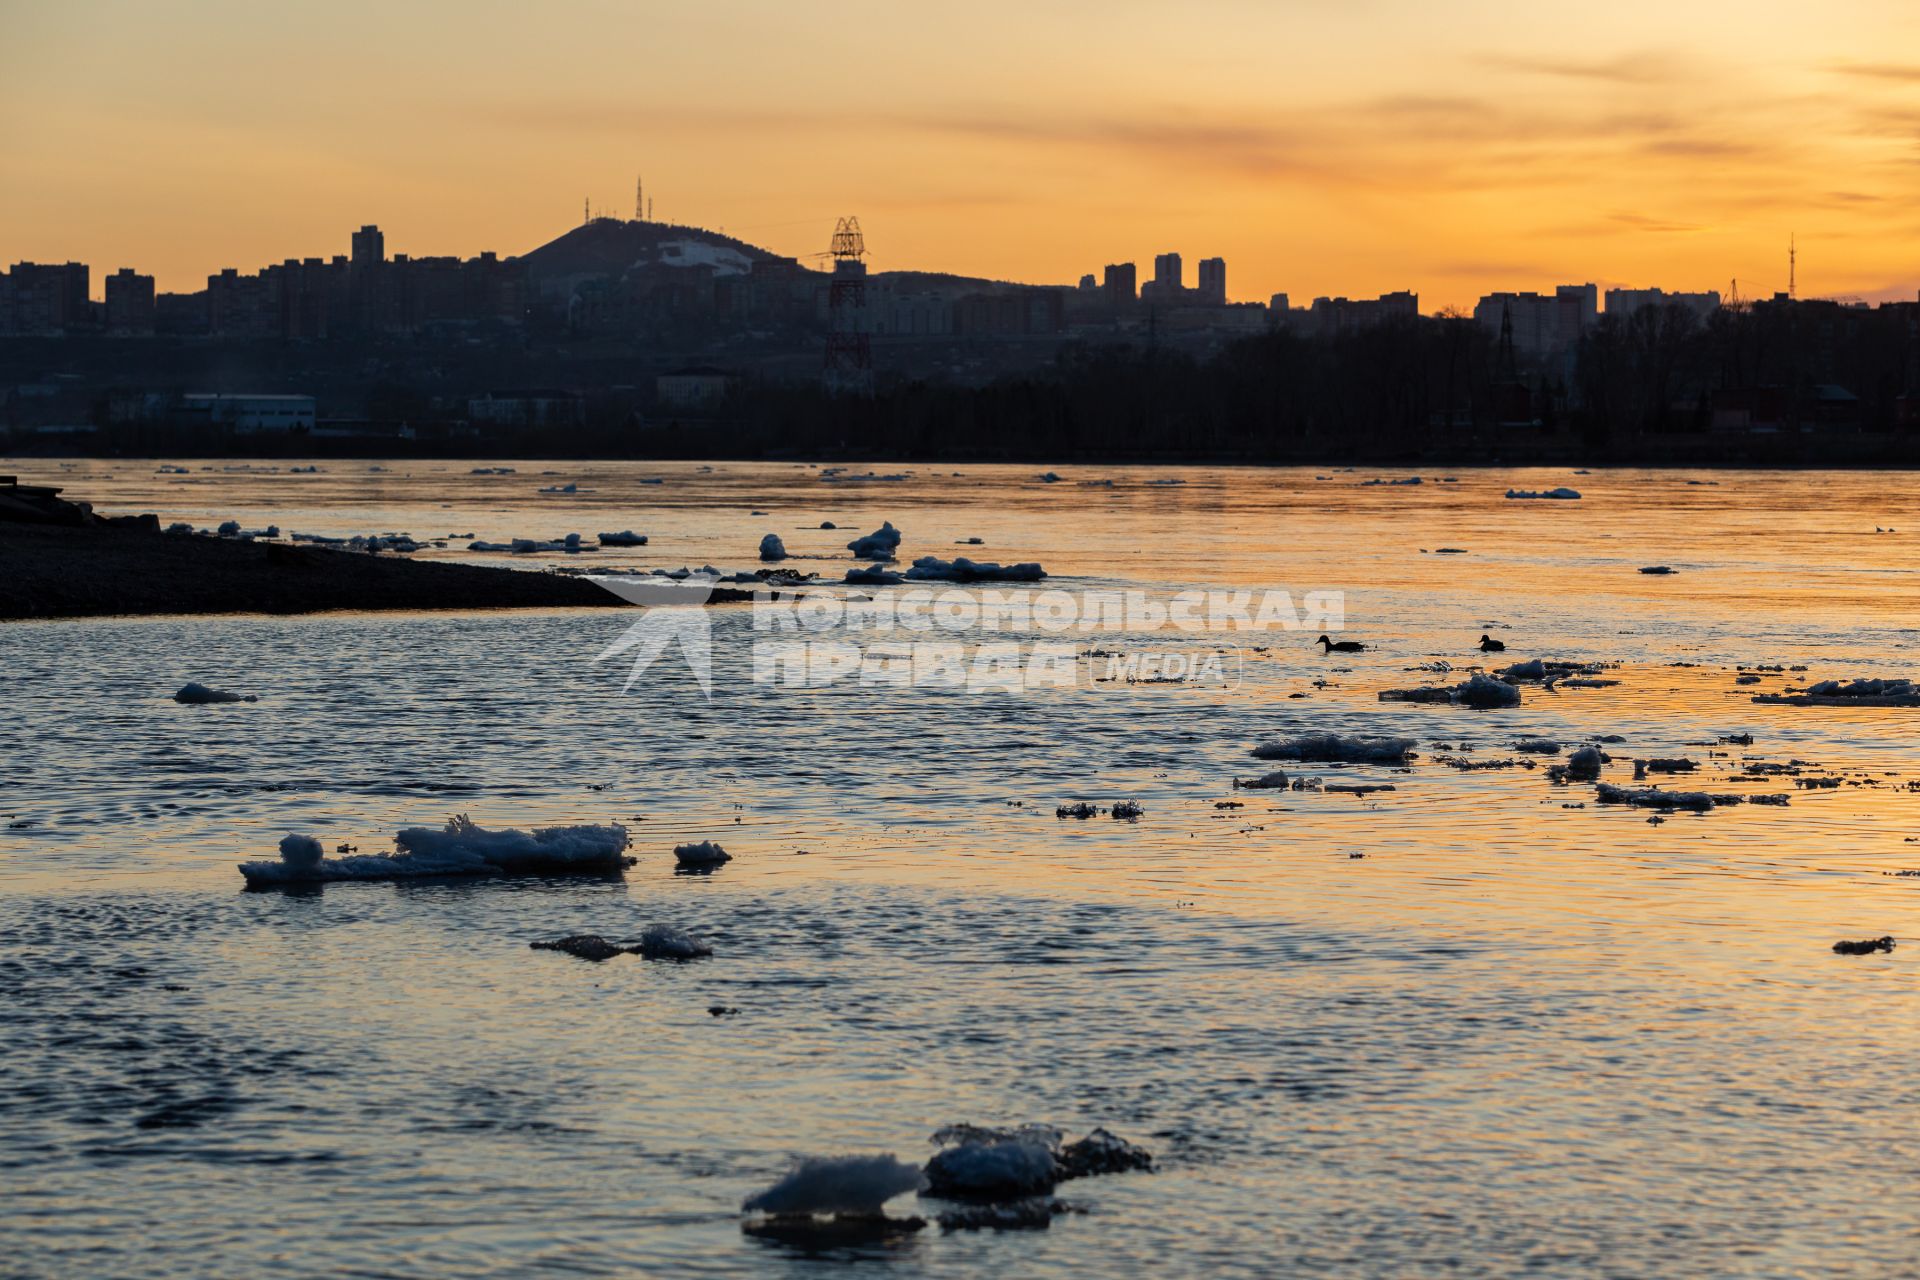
[823,216,873,396]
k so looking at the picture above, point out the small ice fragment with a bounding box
[634,923,712,960]
[759,533,788,562]
[1251,733,1416,763]
[1562,745,1605,781]
[674,840,732,866]
[1450,673,1521,709]
[531,934,627,962]
[846,522,903,561]
[924,1137,1058,1200]
[903,555,1045,583]
[742,1154,927,1216]
[1056,1128,1153,1178]
[278,834,324,871]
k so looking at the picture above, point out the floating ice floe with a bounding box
[290,531,346,546]
[1037,472,1063,483]
[470,467,517,475]
[1833,936,1895,956]
[1549,745,1606,783]
[925,1143,1056,1202]
[1504,487,1582,500]
[214,521,281,540]
[819,521,837,529]
[531,925,712,962]
[1111,800,1144,821]
[742,1154,927,1217]
[346,534,420,554]
[845,564,905,585]
[1640,565,1676,575]
[538,483,585,494]
[759,533,788,562]
[1753,677,1920,707]
[1379,672,1522,708]
[1361,476,1422,486]
[1593,783,1743,812]
[1512,738,1561,754]
[924,1124,1151,1202]
[1144,477,1186,485]
[164,521,194,534]
[846,522,903,561]
[467,534,593,554]
[636,922,712,959]
[530,934,628,961]
[238,815,633,885]
[1451,673,1522,709]
[1251,732,1417,763]
[597,530,648,546]
[673,840,732,867]
[1234,770,1291,789]
[174,682,256,704]
[903,555,1046,583]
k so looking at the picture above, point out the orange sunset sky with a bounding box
[3,0,1919,311]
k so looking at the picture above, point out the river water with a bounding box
[1,459,1915,1278]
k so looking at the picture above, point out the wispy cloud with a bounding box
[1609,211,1705,233]
[1477,51,1683,85]
[1828,61,1920,83]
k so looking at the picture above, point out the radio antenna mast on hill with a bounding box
[1789,233,1797,300]
[635,176,643,222]
[583,196,590,226]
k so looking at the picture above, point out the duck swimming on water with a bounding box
[1479,634,1506,653]
[1316,634,1366,653]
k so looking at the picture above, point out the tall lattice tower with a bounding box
[823,217,873,395]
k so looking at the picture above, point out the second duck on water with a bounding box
[1479,633,1506,652]
[1316,634,1366,653]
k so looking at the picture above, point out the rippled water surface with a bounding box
[2,460,1917,1278]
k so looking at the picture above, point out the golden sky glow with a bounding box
[4,0,1920,309]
